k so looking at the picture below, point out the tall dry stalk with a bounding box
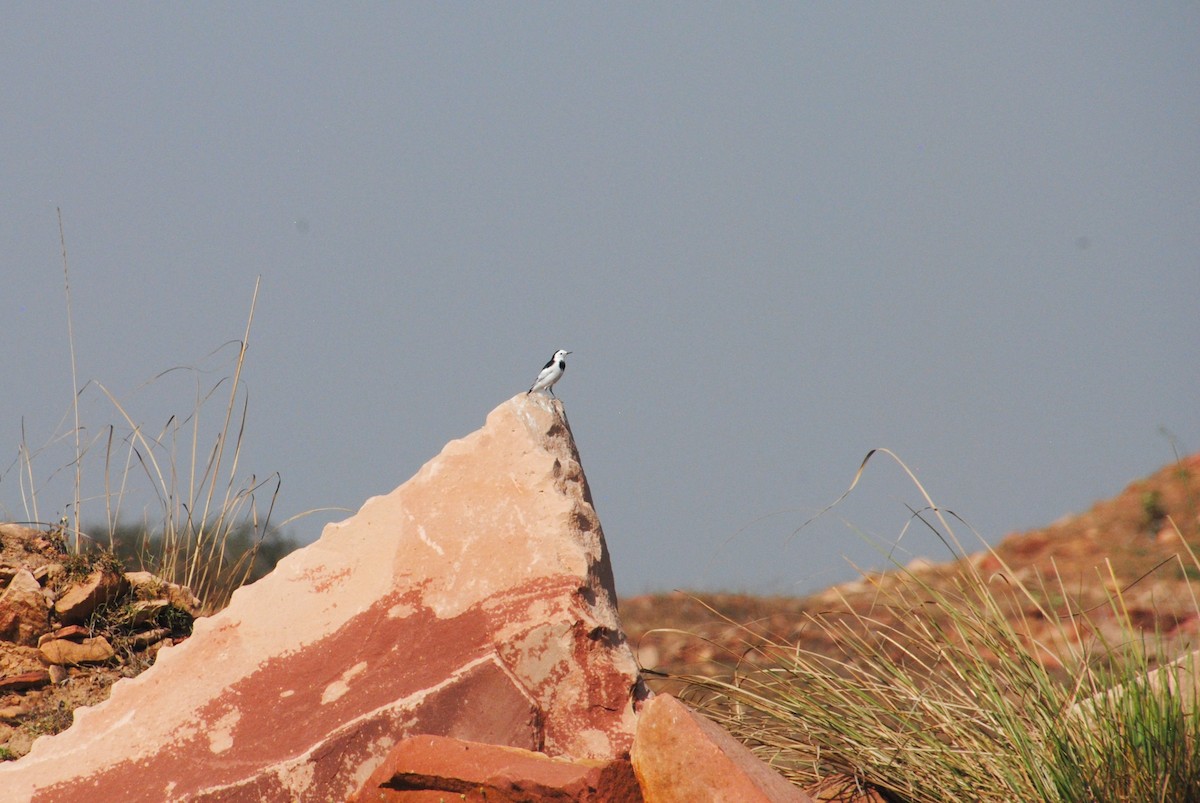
[91,277,282,608]
[58,208,82,549]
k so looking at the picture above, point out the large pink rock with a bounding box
[0,394,644,802]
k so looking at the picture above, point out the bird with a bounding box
[527,349,571,397]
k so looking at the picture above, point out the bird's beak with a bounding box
[566,351,573,355]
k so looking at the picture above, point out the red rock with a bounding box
[0,670,51,693]
[37,625,90,646]
[53,569,129,625]
[350,734,642,802]
[0,569,51,646]
[631,694,812,803]
[0,395,643,801]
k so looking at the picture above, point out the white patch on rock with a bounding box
[208,709,241,754]
[321,661,368,705]
[416,525,444,556]
[387,602,415,619]
[276,758,316,798]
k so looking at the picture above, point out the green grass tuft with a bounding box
[679,454,1200,802]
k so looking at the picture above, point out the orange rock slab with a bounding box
[632,694,812,803]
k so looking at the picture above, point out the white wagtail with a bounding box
[527,349,571,397]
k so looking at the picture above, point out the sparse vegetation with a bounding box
[25,702,74,738]
[679,554,1200,800]
[665,453,1200,802]
[101,521,300,612]
[11,272,307,613]
[57,547,124,585]
[1142,490,1168,535]
[0,250,319,761]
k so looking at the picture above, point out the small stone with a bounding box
[54,570,129,626]
[0,704,31,724]
[127,599,169,625]
[0,670,51,693]
[0,570,51,646]
[48,665,69,685]
[32,564,63,586]
[37,625,91,646]
[130,628,170,649]
[1157,526,1181,545]
[38,636,115,666]
[145,638,174,659]
[124,572,203,617]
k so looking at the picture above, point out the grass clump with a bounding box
[103,521,299,612]
[11,265,310,613]
[1054,649,1200,802]
[678,452,1200,802]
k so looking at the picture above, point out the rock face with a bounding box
[0,394,643,801]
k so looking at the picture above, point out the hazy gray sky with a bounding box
[3,5,1197,597]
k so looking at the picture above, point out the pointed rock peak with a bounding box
[1,394,643,802]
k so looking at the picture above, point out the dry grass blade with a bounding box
[58,208,83,547]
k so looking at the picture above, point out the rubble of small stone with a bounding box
[0,523,199,759]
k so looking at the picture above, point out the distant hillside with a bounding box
[623,454,1200,686]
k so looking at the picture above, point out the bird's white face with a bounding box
[555,350,571,360]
